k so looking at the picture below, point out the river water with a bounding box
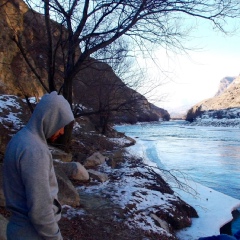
[114,120,240,233]
[115,120,240,200]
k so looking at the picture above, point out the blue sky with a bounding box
[137,17,240,111]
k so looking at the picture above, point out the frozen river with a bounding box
[115,120,240,237]
[115,120,240,200]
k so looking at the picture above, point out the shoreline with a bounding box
[124,135,240,239]
[58,150,198,240]
[1,114,239,239]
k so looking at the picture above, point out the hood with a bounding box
[26,91,74,140]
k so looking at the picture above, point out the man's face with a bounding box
[49,127,64,142]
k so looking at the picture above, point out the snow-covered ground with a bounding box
[0,95,25,131]
[75,157,181,239]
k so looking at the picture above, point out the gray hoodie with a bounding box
[3,92,74,240]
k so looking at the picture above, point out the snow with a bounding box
[73,103,92,113]
[62,205,86,219]
[109,137,133,147]
[22,96,39,104]
[190,108,240,128]
[0,95,22,111]
[73,121,82,130]
[0,95,25,130]
[76,159,181,238]
[175,180,240,240]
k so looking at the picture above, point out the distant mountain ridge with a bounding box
[169,104,193,119]
[186,75,240,122]
[214,76,236,97]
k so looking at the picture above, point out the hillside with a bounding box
[186,75,240,123]
[0,0,169,124]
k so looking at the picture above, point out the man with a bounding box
[3,91,74,239]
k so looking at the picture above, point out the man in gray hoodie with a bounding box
[3,91,74,240]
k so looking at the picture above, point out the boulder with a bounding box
[88,169,108,182]
[105,149,124,168]
[0,214,8,240]
[0,164,5,207]
[49,146,72,162]
[54,167,80,207]
[84,152,106,168]
[72,152,87,165]
[54,161,89,182]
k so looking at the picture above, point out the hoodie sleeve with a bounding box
[20,148,63,240]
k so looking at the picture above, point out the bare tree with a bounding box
[71,58,147,134]
[20,0,240,98]
[7,0,240,145]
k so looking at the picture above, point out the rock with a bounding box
[0,214,8,240]
[0,164,5,207]
[150,213,170,233]
[54,161,89,182]
[88,169,108,182]
[154,199,198,230]
[72,152,87,164]
[49,146,72,162]
[71,162,89,181]
[105,149,125,168]
[84,152,106,168]
[54,167,80,207]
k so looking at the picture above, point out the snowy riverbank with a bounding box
[175,181,240,240]
[126,141,240,240]
[187,107,240,128]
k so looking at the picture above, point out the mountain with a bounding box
[214,76,235,97]
[186,75,240,122]
[169,104,193,120]
[0,0,169,124]
[149,103,170,121]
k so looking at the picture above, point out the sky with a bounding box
[136,16,240,112]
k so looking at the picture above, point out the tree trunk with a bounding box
[60,77,74,151]
[63,120,74,153]
[63,77,73,108]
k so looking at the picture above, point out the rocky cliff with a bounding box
[0,0,45,97]
[186,75,240,122]
[149,103,170,121]
[214,76,235,97]
[0,0,169,124]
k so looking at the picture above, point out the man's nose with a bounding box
[60,128,64,135]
